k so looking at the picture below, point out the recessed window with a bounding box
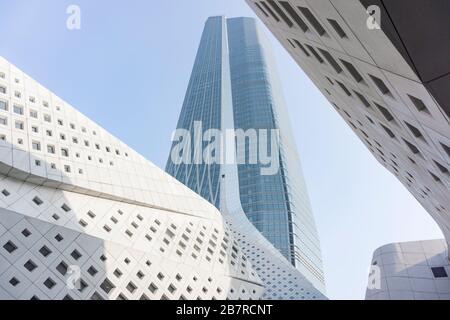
[113,269,123,278]
[255,2,269,17]
[15,121,24,130]
[260,1,280,22]
[21,229,31,237]
[61,204,71,212]
[87,266,98,276]
[279,1,308,32]
[3,241,18,253]
[431,267,448,278]
[79,219,88,227]
[381,124,396,138]
[44,114,51,122]
[55,234,64,242]
[441,143,450,158]
[126,282,137,294]
[405,122,425,141]
[327,19,347,38]
[149,283,158,294]
[429,171,442,183]
[29,110,38,118]
[369,75,392,96]
[71,249,82,260]
[0,86,5,94]
[336,81,351,96]
[43,278,56,289]
[47,145,55,154]
[298,6,327,36]
[61,148,69,157]
[32,196,43,206]
[375,103,395,123]
[57,119,63,126]
[64,165,71,173]
[9,277,20,287]
[39,246,52,257]
[340,60,364,84]
[13,105,23,115]
[31,126,39,133]
[305,45,324,63]
[0,100,8,111]
[318,49,342,73]
[267,0,293,27]
[353,91,371,108]
[292,39,309,56]
[2,189,10,197]
[408,94,430,114]
[434,161,449,175]
[24,259,38,272]
[31,141,41,151]
[100,278,116,294]
[403,139,421,155]
[0,116,7,126]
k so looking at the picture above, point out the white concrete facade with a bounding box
[0,56,265,300]
[366,239,450,300]
[245,0,450,299]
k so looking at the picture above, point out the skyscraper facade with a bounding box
[166,16,325,292]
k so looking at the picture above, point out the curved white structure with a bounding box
[0,56,264,300]
[246,0,450,299]
[366,239,450,300]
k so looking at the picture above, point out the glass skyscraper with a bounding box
[166,16,324,290]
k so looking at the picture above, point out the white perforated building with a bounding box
[0,56,266,300]
[245,0,450,299]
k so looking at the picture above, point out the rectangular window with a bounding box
[260,1,279,22]
[0,100,7,111]
[255,2,269,17]
[298,6,327,36]
[318,49,343,73]
[431,267,448,278]
[279,1,308,32]
[340,59,364,83]
[305,45,324,63]
[353,91,371,108]
[375,103,395,122]
[292,40,310,56]
[267,0,293,27]
[408,94,430,114]
[0,86,6,94]
[32,141,41,151]
[30,110,38,118]
[0,116,7,126]
[327,19,347,38]
[15,121,24,130]
[13,105,24,115]
[61,148,69,157]
[336,81,352,96]
[369,75,392,96]
[381,124,396,138]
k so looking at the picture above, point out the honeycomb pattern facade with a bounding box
[0,56,264,300]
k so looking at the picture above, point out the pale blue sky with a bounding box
[1,0,443,299]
